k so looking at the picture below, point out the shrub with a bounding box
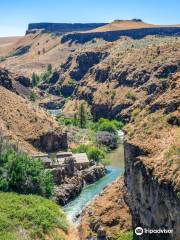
[57,117,79,126]
[98,121,117,134]
[0,147,54,197]
[29,92,37,101]
[72,144,89,153]
[72,144,106,163]
[131,107,141,118]
[68,78,76,85]
[47,64,52,73]
[90,118,123,134]
[126,91,137,101]
[0,56,6,62]
[116,231,133,240]
[87,147,105,162]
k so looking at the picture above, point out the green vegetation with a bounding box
[125,91,137,101]
[0,56,6,62]
[57,116,123,162]
[0,192,68,240]
[79,102,87,128]
[72,144,106,163]
[89,118,123,134]
[57,116,80,126]
[0,144,54,197]
[29,92,38,101]
[31,64,53,87]
[32,72,40,87]
[115,231,133,240]
[164,144,180,164]
[131,107,141,119]
[68,78,76,85]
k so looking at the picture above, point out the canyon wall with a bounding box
[124,142,180,240]
[26,23,107,34]
[61,27,180,43]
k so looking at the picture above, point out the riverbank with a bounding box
[63,130,125,221]
[79,177,132,239]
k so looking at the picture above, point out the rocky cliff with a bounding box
[26,23,107,34]
[124,142,180,240]
[61,27,180,44]
[51,158,106,205]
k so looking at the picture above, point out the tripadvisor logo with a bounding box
[135,227,173,236]
[135,227,143,235]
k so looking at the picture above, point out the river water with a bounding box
[63,131,124,222]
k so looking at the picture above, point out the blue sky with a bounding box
[0,0,180,36]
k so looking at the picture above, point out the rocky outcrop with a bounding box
[12,45,31,56]
[39,97,65,110]
[52,162,106,205]
[61,27,180,44]
[82,164,107,184]
[15,75,31,87]
[0,68,13,90]
[26,23,107,34]
[124,142,180,240]
[55,174,84,205]
[0,67,31,97]
[28,130,68,152]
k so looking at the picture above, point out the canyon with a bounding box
[0,19,179,240]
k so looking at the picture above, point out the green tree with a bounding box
[87,147,105,163]
[79,102,87,128]
[29,92,37,102]
[47,64,52,73]
[0,147,54,197]
[32,73,40,87]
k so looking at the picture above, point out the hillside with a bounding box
[0,68,67,154]
[87,19,180,33]
[0,192,69,240]
[87,19,155,32]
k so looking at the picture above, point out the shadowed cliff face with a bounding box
[124,142,180,240]
[61,27,180,44]
[26,22,107,34]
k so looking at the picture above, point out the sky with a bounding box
[0,0,180,37]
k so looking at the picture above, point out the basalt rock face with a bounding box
[55,174,84,205]
[0,68,14,90]
[26,23,107,34]
[29,130,68,152]
[82,164,107,184]
[61,27,180,44]
[0,67,31,97]
[54,163,106,205]
[124,142,180,240]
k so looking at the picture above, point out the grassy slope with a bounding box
[0,192,68,240]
